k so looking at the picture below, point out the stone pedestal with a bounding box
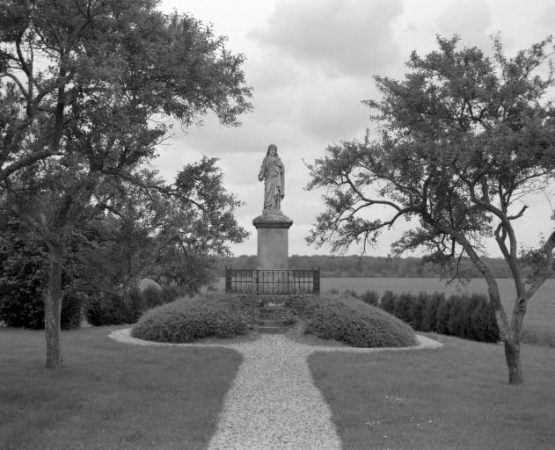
[252,210,293,269]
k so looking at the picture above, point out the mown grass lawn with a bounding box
[0,326,242,450]
[309,334,555,450]
[3,324,555,450]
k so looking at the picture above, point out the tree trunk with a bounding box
[503,297,526,385]
[504,339,524,385]
[480,271,525,385]
[44,243,64,368]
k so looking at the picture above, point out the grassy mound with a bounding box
[290,294,418,348]
[131,293,253,343]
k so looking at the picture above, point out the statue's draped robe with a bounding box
[258,155,285,210]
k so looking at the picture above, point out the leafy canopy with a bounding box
[307,35,555,279]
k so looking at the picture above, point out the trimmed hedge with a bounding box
[131,293,252,343]
[131,292,418,348]
[372,290,499,343]
[289,294,418,348]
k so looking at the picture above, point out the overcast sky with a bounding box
[157,0,555,257]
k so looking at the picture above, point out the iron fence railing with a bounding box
[225,268,320,295]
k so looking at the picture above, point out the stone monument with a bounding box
[252,144,293,269]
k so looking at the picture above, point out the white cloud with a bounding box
[296,76,375,141]
[250,0,404,77]
[436,0,491,36]
[433,0,493,52]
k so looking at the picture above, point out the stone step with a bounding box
[258,318,291,326]
[259,306,289,316]
[259,312,290,320]
[259,305,288,311]
[258,325,292,334]
[256,304,293,334]
[260,301,287,308]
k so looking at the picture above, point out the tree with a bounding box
[306,35,555,384]
[81,158,248,297]
[0,0,251,367]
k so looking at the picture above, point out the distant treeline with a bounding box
[218,255,517,278]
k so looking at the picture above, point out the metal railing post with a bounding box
[313,267,320,295]
[225,266,231,293]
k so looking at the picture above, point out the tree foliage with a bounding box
[0,0,252,367]
[0,210,82,329]
[81,157,248,296]
[307,35,555,384]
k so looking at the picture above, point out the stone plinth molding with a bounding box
[252,210,293,269]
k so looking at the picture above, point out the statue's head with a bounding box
[266,144,278,156]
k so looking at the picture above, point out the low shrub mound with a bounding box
[290,294,418,348]
[131,293,251,343]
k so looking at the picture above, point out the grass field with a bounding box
[3,281,554,450]
[309,333,555,450]
[0,326,241,450]
[2,324,555,450]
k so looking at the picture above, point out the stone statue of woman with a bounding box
[258,144,285,211]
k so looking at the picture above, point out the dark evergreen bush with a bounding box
[0,237,81,330]
[435,297,455,335]
[420,292,444,332]
[360,290,380,307]
[83,284,183,326]
[471,299,500,343]
[61,292,84,330]
[343,288,360,298]
[379,290,397,315]
[142,285,166,309]
[376,286,500,344]
[460,293,484,340]
[394,292,414,324]
[162,285,183,303]
[0,290,82,330]
[408,292,427,330]
[84,288,144,326]
[446,295,468,337]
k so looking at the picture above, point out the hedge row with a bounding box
[84,285,182,326]
[352,290,499,343]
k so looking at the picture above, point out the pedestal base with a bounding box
[252,210,293,269]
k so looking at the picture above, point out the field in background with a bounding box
[217,277,554,329]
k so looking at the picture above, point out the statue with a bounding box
[258,144,285,211]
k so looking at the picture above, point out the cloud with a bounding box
[538,4,555,30]
[436,0,491,35]
[295,76,376,141]
[249,0,404,77]
[434,0,493,50]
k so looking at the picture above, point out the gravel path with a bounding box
[109,329,442,450]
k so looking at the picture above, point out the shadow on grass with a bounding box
[0,326,242,450]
